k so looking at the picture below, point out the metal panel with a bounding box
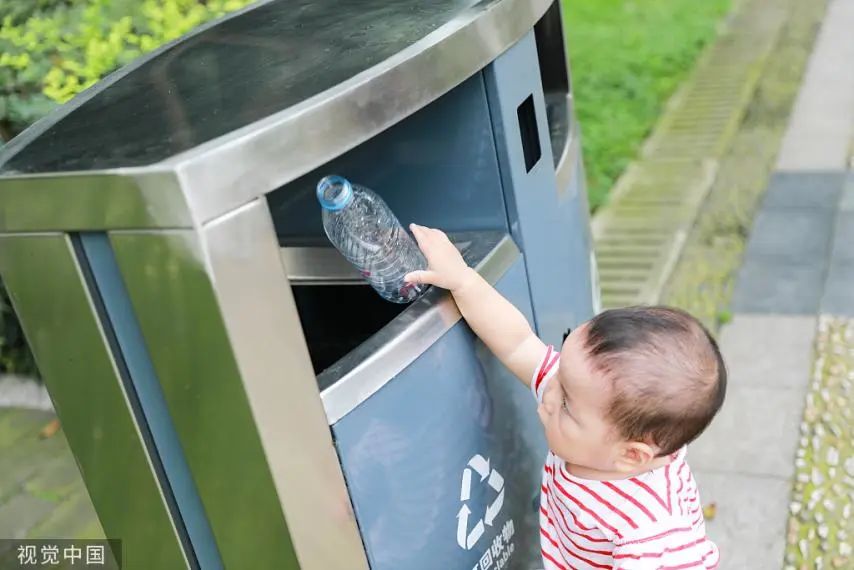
[485,30,593,344]
[0,171,192,232]
[553,99,582,197]
[319,233,519,424]
[268,73,508,242]
[333,258,547,570]
[79,233,222,569]
[0,234,187,569]
[109,229,301,569]
[200,200,368,569]
[555,152,598,320]
[280,246,363,283]
[111,198,368,569]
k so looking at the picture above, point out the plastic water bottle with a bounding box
[316,175,428,303]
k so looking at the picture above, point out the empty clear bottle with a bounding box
[316,175,428,303]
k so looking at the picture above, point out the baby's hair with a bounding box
[582,306,726,456]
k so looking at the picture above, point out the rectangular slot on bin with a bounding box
[517,94,541,172]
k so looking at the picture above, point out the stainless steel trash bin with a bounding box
[0,0,597,568]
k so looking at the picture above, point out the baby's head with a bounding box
[538,306,726,476]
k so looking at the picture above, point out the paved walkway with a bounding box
[689,0,854,567]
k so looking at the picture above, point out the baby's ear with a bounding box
[614,441,657,473]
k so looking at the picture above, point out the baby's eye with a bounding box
[562,396,571,414]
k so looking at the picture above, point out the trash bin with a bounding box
[0,0,597,568]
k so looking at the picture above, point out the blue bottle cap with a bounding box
[316,175,354,211]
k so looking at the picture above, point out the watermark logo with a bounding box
[1,540,120,569]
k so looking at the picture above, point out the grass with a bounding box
[562,0,732,211]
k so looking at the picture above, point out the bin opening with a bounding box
[291,284,407,375]
[282,232,505,391]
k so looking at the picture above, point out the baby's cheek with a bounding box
[546,424,573,460]
[542,382,562,408]
[536,404,549,430]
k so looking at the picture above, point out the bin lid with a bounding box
[0,0,551,224]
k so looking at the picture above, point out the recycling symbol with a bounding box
[457,454,505,550]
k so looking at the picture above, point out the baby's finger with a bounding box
[409,224,431,250]
[428,227,448,241]
[410,223,432,237]
[404,269,437,285]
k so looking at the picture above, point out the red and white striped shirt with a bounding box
[531,346,720,570]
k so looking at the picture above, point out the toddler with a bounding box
[405,225,726,570]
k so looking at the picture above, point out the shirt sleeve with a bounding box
[611,518,720,570]
[530,345,560,403]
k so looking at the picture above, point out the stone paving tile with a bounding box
[27,490,104,540]
[693,470,790,570]
[743,207,836,263]
[689,385,806,478]
[0,429,68,502]
[829,211,854,264]
[0,409,52,450]
[0,493,55,539]
[0,375,52,411]
[840,174,854,212]
[778,133,854,173]
[732,259,825,315]
[0,409,99,541]
[24,456,85,504]
[717,314,816,390]
[821,261,854,318]
[761,171,845,210]
[775,0,854,171]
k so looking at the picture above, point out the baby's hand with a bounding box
[405,224,476,292]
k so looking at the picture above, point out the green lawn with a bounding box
[562,0,732,210]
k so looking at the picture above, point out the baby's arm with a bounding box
[405,224,546,387]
